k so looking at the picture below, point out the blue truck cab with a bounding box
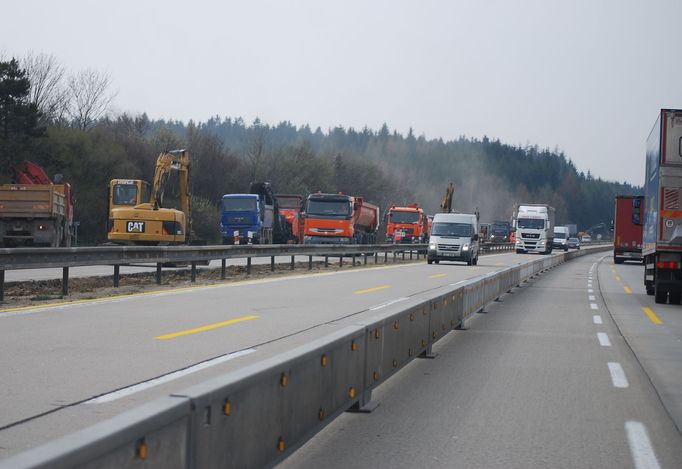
[220,193,274,244]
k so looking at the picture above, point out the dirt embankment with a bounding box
[1,257,420,310]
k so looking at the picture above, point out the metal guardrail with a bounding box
[0,245,611,469]
[0,242,513,301]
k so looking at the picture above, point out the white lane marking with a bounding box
[593,315,603,324]
[588,276,593,280]
[590,303,599,310]
[625,421,661,469]
[589,295,596,301]
[448,280,468,287]
[369,297,409,310]
[597,332,611,347]
[588,289,594,293]
[608,362,629,388]
[85,349,256,404]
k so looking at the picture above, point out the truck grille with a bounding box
[438,244,460,251]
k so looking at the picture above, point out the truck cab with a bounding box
[427,213,479,265]
[514,204,555,254]
[220,194,273,244]
[386,204,427,244]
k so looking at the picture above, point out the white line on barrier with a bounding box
[608,362,629,388]
[597,332,611,347]
[588,289,594,293]
[369,297,409,310]
[625,421,661,469]
[593,315,603,324]
[590,303,599,310]
[85,349,257,404]
[589,295,596,301]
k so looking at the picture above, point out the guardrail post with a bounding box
[339,256,343,267]
[393,251,397,263]
[221,259,226,279]
[62,267,69,296]
[290,255,295,270]
[364,253,368,265]
[374,252,378,263]
[325,255,329,267]
[191,262,197,282]
[113,265,120,287]
[0,270,4,302]
[402,251,406,261]
[352,254,356,266]
[271,256,275,272]
[410,250,413,260]
[384,251,388,263]
[156,263,162,285]
[246,257,252,275]
[308,255,312,270]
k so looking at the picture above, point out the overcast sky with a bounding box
[3,0,681,186]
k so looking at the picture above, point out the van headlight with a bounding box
[429,242,437,250]
[462,244,469,251]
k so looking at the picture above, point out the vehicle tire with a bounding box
[655,288,668,304]
[564,247,568,252]
[614,257,624,264]
[646,287,654,296]
[467,258,472,266]
[670,291,682,305]
[472,256,478,266]
[427,259,433,265]
[434,260,439,264]
[515,249,523,254]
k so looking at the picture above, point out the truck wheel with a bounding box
[614,257,623,264]
[655,289,668,304]
[515,249,523,254]
[670,292,682,305]
[427,259,433,265]
[472,256,478,266]
[646,287,654,296]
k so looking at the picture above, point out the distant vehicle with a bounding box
[479,222,491,242]
[581,235,592,244]
[385,203,428,244]
[513,204,555,254]
[427,212,479,266]
[489,220,511,243]
[553,226,569,251]
[303,192,379,244]
[276,194,304,244]
[567,237,581,249]
[613,195,644,264]
[643,109,682,304]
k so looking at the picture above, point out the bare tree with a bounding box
[67,68,117,130]
[21,52,68,124]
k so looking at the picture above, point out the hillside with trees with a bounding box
[0,55,640,245]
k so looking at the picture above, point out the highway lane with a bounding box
[0,250,533,457]
[281,251,682,469]
[600,257,682,431]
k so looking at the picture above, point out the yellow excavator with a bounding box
[107,150,192,245]
[440,182,454,213]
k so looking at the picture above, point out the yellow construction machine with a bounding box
[440,182,454,213]
[107,150,192,245]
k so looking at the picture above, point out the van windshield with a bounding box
[517,218,544,229]
[431,222,473,237]
[555,232,567,239]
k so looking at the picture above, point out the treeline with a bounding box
[1,55,639,245]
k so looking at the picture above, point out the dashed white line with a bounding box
[625,421,661,469]
[608,362,629,388]
[369,297,409,310]
[590,303,599,310]
[85,348,257,404]
[597,332,611,347]
[593,315,603,325]
[589,295,596,301]
[588,289,594,293]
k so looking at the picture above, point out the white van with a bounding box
[427,213,479,265]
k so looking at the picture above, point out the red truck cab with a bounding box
[385,203,427,244]
[614,195,644,264]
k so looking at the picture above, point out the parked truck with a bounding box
[513,204,555,254]
[220,182,291,245]
[303,192,379,244]
[275,194,304,243]
[385,203,428,244]
[0,161,74,247]
[614,195,644,264]
[643,109,682,304]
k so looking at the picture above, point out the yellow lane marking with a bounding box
[616,276,621,282]
[354,285,391,294]
[624,286,633,294]
[642,307,662,325]
[155,315,258,340]
[495,262,504,266]
[428,273,448,278]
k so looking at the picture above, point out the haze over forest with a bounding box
[0,55,639,244]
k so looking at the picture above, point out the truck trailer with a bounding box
[303,192,379,244]
[613,195,644,264]
[643,109,682,304]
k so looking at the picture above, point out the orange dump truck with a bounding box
[385,203,428,244]
[303,192,379,244]
[275,194,304,243]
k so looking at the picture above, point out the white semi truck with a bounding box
[513,204,555,254]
